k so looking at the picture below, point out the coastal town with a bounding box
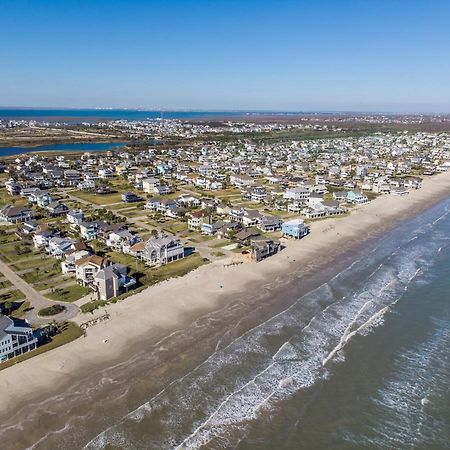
[3,1,450,447]
[1,117,450,366]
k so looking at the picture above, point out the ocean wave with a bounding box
[82,203,450,450]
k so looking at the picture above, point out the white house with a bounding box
[137,234,185,266]
[0,316,38,363]
[142,177,161,194]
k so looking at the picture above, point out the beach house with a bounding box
[0,316,38,363]
[138,234,185,266]
[347,191,369,204]
[94,264,136,301]
[282,219,309,239]
[0,205,33,224]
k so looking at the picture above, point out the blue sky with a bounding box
[1,0,450,112]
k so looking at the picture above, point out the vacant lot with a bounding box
[0,239,39,263]
[45,283,91,303]
[22,264,62,285]
[69,190,123,205]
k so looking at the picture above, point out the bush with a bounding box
[39,304,66,316]
[81,300,108,314]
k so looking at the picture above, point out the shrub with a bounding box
[81,300,108,314]
[39,304,66,316]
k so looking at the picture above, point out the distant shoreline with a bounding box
[0,141,130,158]
[2,108,450,123]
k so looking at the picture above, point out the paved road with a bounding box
[0,260,79,325]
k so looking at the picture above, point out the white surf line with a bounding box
[84,247,390,448]
[173,258,409,447]
[174,306,339,449]
[174,360,278,450]
[322,305,390,367]
[323,276,398,367]
[432,209,450,225]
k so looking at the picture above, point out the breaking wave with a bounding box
[83,203,450,450]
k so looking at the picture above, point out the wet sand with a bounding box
[2,171,450,449]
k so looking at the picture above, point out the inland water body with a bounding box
[0,142,128,157]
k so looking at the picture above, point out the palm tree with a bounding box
[4,301,12,316]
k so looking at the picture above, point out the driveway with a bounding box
[0,260,79,325]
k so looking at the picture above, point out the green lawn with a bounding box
[207,188,240,198]
[69,190,123,205]
[0,279,12,289]
[103,249,207,286]
[209,239,231,248]
[0,232,20,245]
[0,289,26,302]
[144,253,207,285]
[162,221,188,234]
[11,256,54,271]
[22,265,62,285]
[0,322,84,371]
[45,284,91,302]
[34,276,72,291]
[80,299,108,314]
[0,188,28,208]
[0,240,38,263]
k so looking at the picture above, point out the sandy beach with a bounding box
[2,170,450,447]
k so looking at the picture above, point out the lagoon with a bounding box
[0,142,128,157]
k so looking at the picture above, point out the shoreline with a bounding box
[1,170,450,446]
[0,141,130,159]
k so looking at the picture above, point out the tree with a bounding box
[4,301,12,315]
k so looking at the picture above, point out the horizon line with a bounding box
[1,106,450,116]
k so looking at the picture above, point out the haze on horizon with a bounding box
[1,0,450,113]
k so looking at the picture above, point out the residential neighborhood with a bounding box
[1,119,450,366]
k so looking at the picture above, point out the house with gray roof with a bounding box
[0,205,33,224]
[94,264,136,300]
[138,234,185,266]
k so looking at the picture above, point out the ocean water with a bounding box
[2,197,450,449]
[0,109,261,123]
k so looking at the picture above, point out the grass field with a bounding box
[0,188,28,208]
[0,279,12,289]
[0,232,20,245]
[22,265,62,285]
[34,275,72,291]
[45,283,91,302]
[102,250,207,286]
[162,221,188,234]
[0,289,26,303]
[11,256,54,271]
[0,240,39,263]
[69,190,123,205]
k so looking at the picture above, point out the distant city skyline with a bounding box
[1,0,450,113]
